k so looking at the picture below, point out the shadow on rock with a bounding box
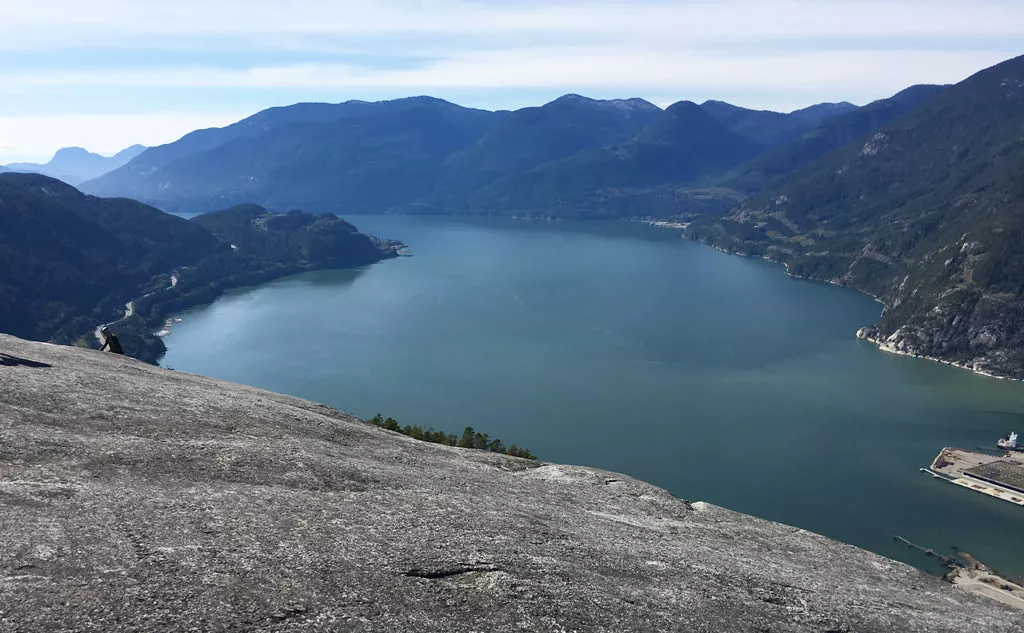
[0,353,52,368]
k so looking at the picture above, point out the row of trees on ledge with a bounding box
[366,414,536,460]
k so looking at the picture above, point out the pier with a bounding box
[926,447,1024,507]
[893,536,1024,610]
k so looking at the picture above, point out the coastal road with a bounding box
[93,270,181,344]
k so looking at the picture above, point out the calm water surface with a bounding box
[162,216,1024,578]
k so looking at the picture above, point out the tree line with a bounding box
[366,414,536,460]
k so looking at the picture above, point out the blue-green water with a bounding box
[162,216,1024,578]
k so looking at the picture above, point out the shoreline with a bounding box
[858,331,1021,383]
[636,218,690,230]
[151,248,405,357]
[635,219,1021,385]
[94,242,403,364]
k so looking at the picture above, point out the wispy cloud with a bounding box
[4,1,1024,44]
[0,1,1022,162]
[0,49,1005,92]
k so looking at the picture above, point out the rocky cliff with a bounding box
[0,334,1017,632]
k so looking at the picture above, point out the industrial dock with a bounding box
[924,444,1024,507]
[918,440,1024,609]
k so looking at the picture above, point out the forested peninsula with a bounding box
[0,173,400,363]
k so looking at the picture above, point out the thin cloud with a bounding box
[4,1,1024,43]
[0,49,1009,92]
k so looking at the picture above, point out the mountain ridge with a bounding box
[700,99,858,147]
[80,93,854,216]
[718,84,947,192]
[84,97,505,214]
[454,99,766,218]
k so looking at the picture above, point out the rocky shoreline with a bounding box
[665,223,1024,383]
[856,327,1020,382]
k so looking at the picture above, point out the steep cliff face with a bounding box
[0,334,1017,632]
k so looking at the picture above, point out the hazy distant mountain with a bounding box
[462,100,764,217]
[700,100,857,147]
[83,94,780,218]
[689,54,1024,377]
[5,145,146,185]
[84,97,504,214]
[434,94,662,199]
[81,92,865,218]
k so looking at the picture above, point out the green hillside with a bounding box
[700,100,857,147]
[434,94,661,201]
[0,174,396,363]
[720,85,946,192]
[81,94,854,218]
[0,173,221,345]
[85,97,502,215]
[465,101,765,218]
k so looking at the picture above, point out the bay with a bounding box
[162,215,1024,578]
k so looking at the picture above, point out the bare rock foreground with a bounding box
[0,334,1016,632]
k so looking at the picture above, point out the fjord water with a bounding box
[162,216,1024,579]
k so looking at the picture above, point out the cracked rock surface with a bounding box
[0,334,1017,632]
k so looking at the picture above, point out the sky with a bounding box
[0,0,1022,163]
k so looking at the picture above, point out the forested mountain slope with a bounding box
[463,101,765,218]
[84,97,502,215]
[0,174,395,362]
[0,173,220,345]
[700,99,857,147]
[432,94,661,203]
[720,85,947,192]
[688,54,1024,377]
[81,94,856,218]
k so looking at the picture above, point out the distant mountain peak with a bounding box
[700,99,750,113]
[114,144,147,155]
[551,93,594,104]
[52,146,96,158]
[664,99,703,112]
[549,94,660,111]
[788,101,857,116]
[606,97,661,111]
[658,100,709,122]
[4,144,149,186]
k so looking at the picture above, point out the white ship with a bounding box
[997,431,1022,452]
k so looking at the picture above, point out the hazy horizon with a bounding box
[2,1,1022,163]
